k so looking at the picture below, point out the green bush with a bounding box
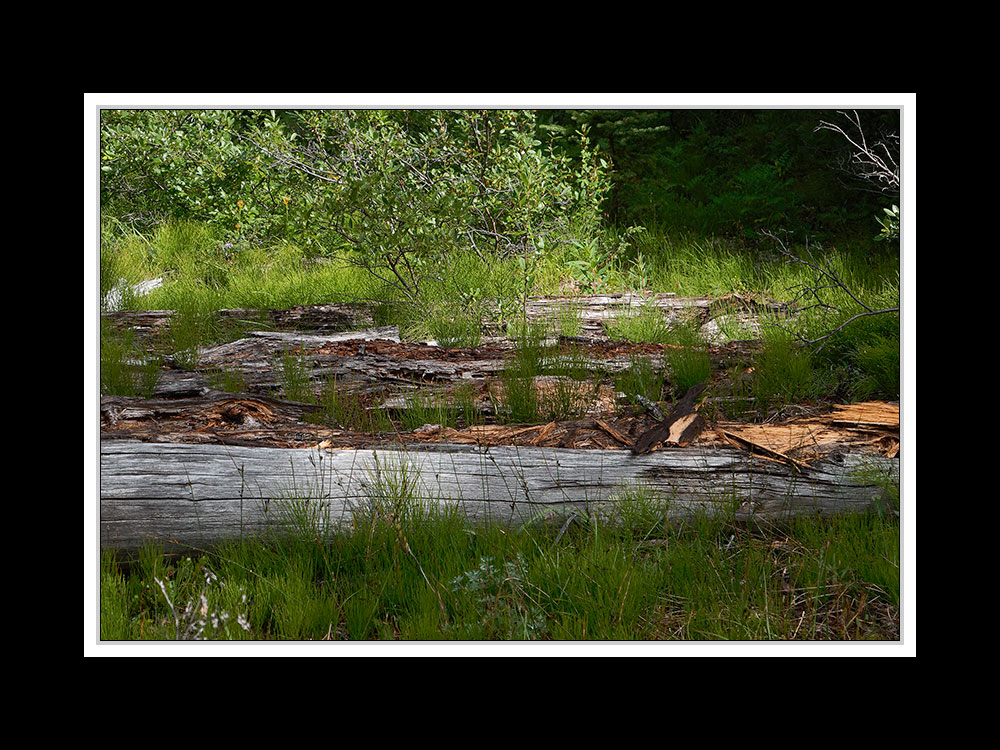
[102,110,612,299]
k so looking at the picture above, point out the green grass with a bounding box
[749,331,823,417]
[100,477,900,641]
[100,320,161,397]
[103,216,898,313]
[168,294,222,369]
[309,376,394,434]
[397,384,480,431]
[606,308,714,399]
[98,218,901,641]
[101,218,899,408]
[423,305,483,348]
[488,321,598,424]
[615,356,666,408]
[205,366,247,394]
[275,349,315,403]
[850,336,900,400]
[662,320,713,395]
[490,321,545,424]
[604,303,673,344]
[102,218,381,313]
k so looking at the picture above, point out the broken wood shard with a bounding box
[715,428,812,473]
[632,383,708,455]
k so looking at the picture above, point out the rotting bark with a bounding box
[100,440,898,554]
[101,391,324,448]
[156,327,672,405]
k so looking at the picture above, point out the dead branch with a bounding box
[815,110,900,196]
[761,230,899,349]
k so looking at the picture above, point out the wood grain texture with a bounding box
[100,440,898,553]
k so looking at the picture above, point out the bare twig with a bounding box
[761,230,898,350]
[815,110,899,195]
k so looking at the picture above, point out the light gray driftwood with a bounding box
[100,440,897,553]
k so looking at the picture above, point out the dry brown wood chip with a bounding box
[715,428,811,473]
[594,418,632,447]
[531,421,559,446]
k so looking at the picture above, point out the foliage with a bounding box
[103,109,613,300]
[100,110,263,233]
[538,109,900,243]
[876,204,900,242]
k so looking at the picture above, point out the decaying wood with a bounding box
[520,293,709,338]
[829,401,900,431]
[103,293,790,354]
[714,428,812,473]
[100,297,899,556]
[520,292,790,343]
[103,303,372,339]
[632,383,708,455]
[101,391,325,447]
[706,402,900,464]
[594,418,633,447]
[100,440,898,553]
[103,294,781,409]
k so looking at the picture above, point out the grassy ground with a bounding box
[100,482,900,642]
[98,217,902,643]
[100,217,900,406]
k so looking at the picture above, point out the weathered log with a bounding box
[189,328,673,406]
[103,303,371,337]
[101,391,325,447]
[100,440,898,554]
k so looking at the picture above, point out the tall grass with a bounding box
[615,356,666,407]
[489,321,597,424]
[397,384,480,431]
[100,320,161,397]
[100,474,900,641]
[275,349,315,403]
[310,376,393,434]
[749,332,821,416]
[662,321,713,395]
[101,219,899,408]
[604,303,673,344]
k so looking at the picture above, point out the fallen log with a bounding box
[100,440,898,554]
[516,293,705,343]
[185,329,670,410]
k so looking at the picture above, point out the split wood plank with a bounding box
[714,428,812,473]
[631,383,708,455]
